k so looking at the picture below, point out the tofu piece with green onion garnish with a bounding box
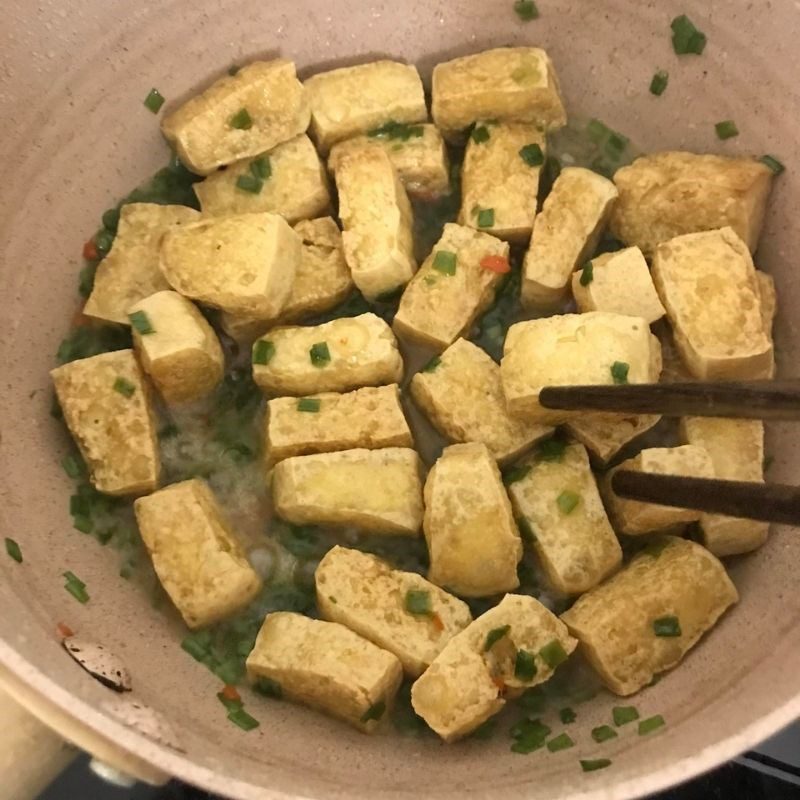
[506,441,622,595]
[602,445,715,535]
[272,448,424,536]
[409,338,552,465]
[458,123,546,242]
[431,47,567,142]
[219,217,353,344]
[756,270,778,379]
[423,442,522,597]
[680,417,769,556]
[304,60,427,154]
[571,247,666,324]
[521,167,618,309]
[134,479,262,629]
[51,350,160,496]
[193,134,330,222]
[315,546,472,677]
[411,594,577,741]
[561,536,738,695]
[251,312,403,396]
[335,147,417,300]
[159,212,301,318]
[84,203,200,326]
[127,291,224,406]
[246,612,403,733]
[328,124,450,199]
[609,151,774,256]
[161,59,310,175]
[265,384,413,466]
[393,223,509,350]
[500,312,662,424]
[651,227,773,380]
[565,412,662,467]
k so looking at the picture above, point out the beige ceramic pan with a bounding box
[1,0,800,798]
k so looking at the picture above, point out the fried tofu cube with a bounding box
[246,612,403,732]
[507,442,622,595]
[501,312,662,424]
[603,445,715,535]
[335,147,417,300]
[571,246,666,324]
[651,227,773,380]
[304,60,427,153]
[265,384,413,466]
[161,59,310,175]
[411,594,577,741]
[680,417,769,556]
[252,313,403,396]
[315,546,472,677]
[423,443,522,597]
[328,125,450,199]
[610,151,774,256]
[521,167,618,309]
[159,212,301,318]
[458,123,545,242]
[193,135,330,222]
[51,350,159,496]
[561,537,738,695]
[565,413,662,467]
[409,338,552,465]
[127,291,224,405]
[272,448,424,536]
[432,47,567,141]
[393,223,509,350]
[83,203,200,325]
[133,479,262,628]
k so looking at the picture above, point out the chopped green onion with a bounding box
[653,615,682,637]
[253,677,283,698]
[143,88,165,113]
[217,692,243,712]
[760,155,786,175]
[610,361,630,384]
[559,707,576,724]
[361,699,386,722]
[227,708,260,731]
[671,14,707,55]
[252,339,275,366]
[715,120,739,140]
[649,70,669,96]
[514,650,537,681]
[235,174,263,194]
[421,355,442,373]
[537,437,567,462]
[547,732,575,752]
[605,132,629,157]
[72,515,93,534]
[405,589,432,616]
[296,398,321,413]
[539,639,568,669]
[367,121,424,141]
[477,208,495,228]
[592,725,618,743]
[95,229,115,255]
[5,538,22,563]
[181,636,210,662]
[471,719,497,740]
[613,705,639,726]
[638,714,665,735]
[432,250,457,275]
[228,64,240,76]
[503,464,531,486]
[581,758,612,772]
[471,125,491,144]
[586,118,610,143]
[229,108,253,130]
[128,310,155,335]
[513,0,539,21]
[61,454,85,479]
[102,208,121,233]
[516,517,535,542]
[483,624,511,652]
[579,261,594,286]
[309,342,331,367]
[510,718,551,754]
[250,156,272,180]
[113,377,136,398]
[557,490,580,515]
[63,571,89,604]
[519,143,545,167]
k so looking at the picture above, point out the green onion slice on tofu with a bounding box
[591,725,618,743]
[471,125,491,144]
[503,464,531,485]
[227,708,260,731]
[252,339,275,365]
[539,639,568,668]
[519,143,544,167]
[296,398,321,413]
[513,0,539,21]
[250,156,272,180]
[128,310,154,335]
[559,707,576,724]
[361,699,386,722]
[113,377,136,398]
[235,174,264,194]
[477,208,495,228]
[483,624,511,652]
[612,705,639,726]
[581,758,612,772]
[671,14,707,55]
[556,490,580,515]
[421,355,442,373]
[638,715,666,735]
[309,342,331,367]
[610,361,630,384]
[579,261,594,286]
[405,589,432,616]
[229,107,254,130]
[649,70,669,96]
[760,155,786,175]
[653,615,682,637]
[536,436,567,462]
[367,121,424,141]
[143,88,165,113]
[546,732,575,752]
[5,537,22,563]
[432,250,457,275]
[715,120,739,140]
[514,649,537,681]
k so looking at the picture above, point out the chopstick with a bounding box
[538,380,800,420]
[611,471,800,526]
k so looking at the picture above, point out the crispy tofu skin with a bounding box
[409,338,552,465]
[423,443,522,597]
[458,123,545,242]
[272,448,424,536]
[265,384,413,466]
[194,134,330,222]
[304,60,427,153]
[161,59,310,175]
[336,147,417,300]
[561,537,738,695]
[651,227,773,380]
[432,47,567,141]
[572,246,666,324]
[328,125,450,199]
[603,445,715,535]
[411,594,576,741]
[507,442,622,595]
[610,151,774,256]
[252,313,403,396]
[393,223,509,350]
[51,350,160,495]
[315,546,472,677]
[128,291,224,405]
[565,413,662,467]
[680,417,769,556]
[84,204,200,325]
[134,479,262,629]
[521,167,618,309]
[246,612,403,733]
[500,312,662,424]
[159,212,301,318]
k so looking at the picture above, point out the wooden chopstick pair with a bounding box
[538,380,800,526]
